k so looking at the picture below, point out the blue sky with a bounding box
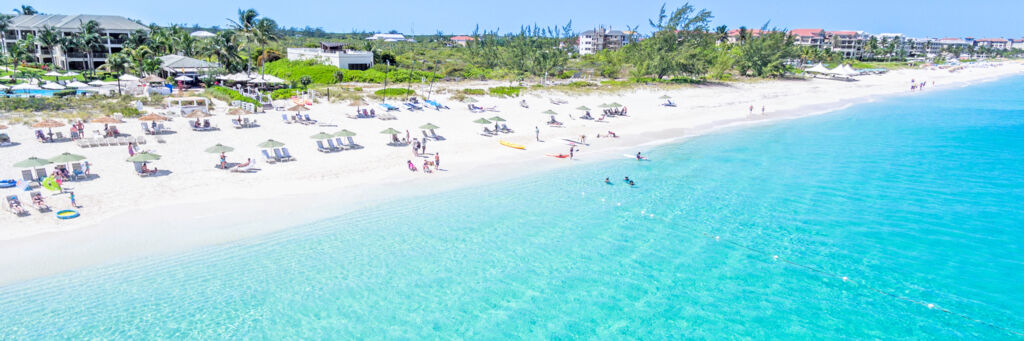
[14,0,1024,38]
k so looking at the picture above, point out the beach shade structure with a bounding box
[310,132,334,140]
[12,83,41,90]
[226,107,252,116]
[0,124,8,130]
[87,80,107,87]
[659,95,672,100]
[44,71,63,79]
[380,128,402,135]
[575,106,591,111]
[806,63,830,74]
[13,156,53,168]
[65,81,90,88]
[204,143,234,153]
[257,139,286,148]
[32,119,66,129]
[462,97,479,103]
[119,74,140,82]
[333,129,357,137]
[607,102,623,108]
[141,75,165,83]
[472,118,492,125]
[541,109,559,116]
[138,113,170,122]
[488,116,506,122]
[48,152,86,164]
[348,98,368,110]
[418,123,440,130]
[126,152,161,162]
[173,75,193,82]
[64,71,79,77]
[41,82,65,90]
[287,104,310,112]
[90,116,123,124]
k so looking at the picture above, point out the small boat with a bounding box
[499,140,525,150]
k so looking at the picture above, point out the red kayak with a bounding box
[547,154,570,158]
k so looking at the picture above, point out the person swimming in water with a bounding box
[604,177,611,184]
[624,176,630,183]
[629,180,635,186]
[636,152,646,160]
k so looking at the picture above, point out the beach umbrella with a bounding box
[64,71,79,77]
[87,80,107,86]
[90,116,122,124]
[184,111,211,118]
[12,83,40,90]
[334,129,357,137]
[348,98,367,107]
[205,143,234,153]
[138,113,170,121]
[462,97,478,103]
[66,81,90,88]
[418,123,440,130]
[44,71,63,77]
[488,116,506,122]
[379,128,402,135]
[287,104,309,112]
[126,152,161,162]
[32,119,65,128]
[174,75,193,81]
[48,152,86,163]
[13,156,53,168]
[119,74,140,81]
[0,124,8,130]
[541,110,559,116]
[257,139,286,148]
[226,107,252,116]
[608,102,623,108]
[141,75,165,83]
[575,106,591,111]
[310,132,334,140]
[41,82,65,90]
[659,95,672,99]
[472,118,492,124]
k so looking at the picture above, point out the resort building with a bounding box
[826,31,867,58]
[2,14,149,70]
[158,54,219,79]
[286,42,374,70]
[974,38,1010,50]
[577,27,627,55]
[790,29,826,48]
[935,38,971,51]
[366,33,411,42]
[450,35,475,47]
[726,29,766,44]
[1011,39,1024,50]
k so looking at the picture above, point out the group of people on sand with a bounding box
[407,153,440,173]
[910,79,933,91]
[412,138,428,156]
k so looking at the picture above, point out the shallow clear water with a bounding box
[2,77,1024,339]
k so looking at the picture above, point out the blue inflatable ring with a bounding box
[0,180,16,188]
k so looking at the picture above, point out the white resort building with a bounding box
[366,33,412,42]
[286,42,374,70]
[577,27,627,55]
[2,14,149,70]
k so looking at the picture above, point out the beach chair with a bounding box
[261,150,277,164]
[136,136,146,144]
[29,191,50,212]
[273,148,288,162]
[21,170,36,184]
[344,136,359,149]
[71,163,85,180]
[422,130,431,140]
[76,139,89,148]
[156,135,166,144]
[326,139,342,152]
[501,124,514,133]
[118,137,129,145]
[304,114,317,124]
[231,159,255,173]
[281,148,296,161]
[430,129,444,141]
[332,137,348,150]
[35,168,47,181]
[282,114,291,124]
[316,140,331,153]
[6,195,28,216]
[233,120,243,129]
[132,162,147,176]
[141,122,153,135]
[55,132,65,141]
[482,127,495,137]
[156,123,166,134]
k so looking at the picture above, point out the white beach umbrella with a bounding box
[119,74,140,81]
[173,75,193,81]
[42,82,66,90]
[87,80,107,86]
[64,71,80,77]
[806,63,830,74]
[12,83,40,90]
[190,30,216,38]
[44,71,64,77]
[0,84,8,90]
[841,64,859,76]
[66,81,91,88]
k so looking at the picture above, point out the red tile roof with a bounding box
[976,38,1008,43]
[451,35,475,41]
[727,29,767,37]
[789,28,824,37]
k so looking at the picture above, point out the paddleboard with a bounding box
[499,140,525,150]
[623,154,651,161]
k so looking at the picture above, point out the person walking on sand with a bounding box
[580,134,586,144]
[70,191,78,208]
[535,126,540,141]
[761,105,765,115]
[421,138,427,154]
[749,105,754,115]
[435,153,440,169]
[406,130,411,143]
[569,145,575,160]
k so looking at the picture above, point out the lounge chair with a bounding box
[35,168,47,181]
[344,136,360,149]
[21,169,36,184]
[71,163,85,180]
[304,114,317,124]
[55,132,65,141]
[6,195,28,216]
[156,123,166,134]
[141,122,154,135]
[333,137,348,150]
[273,148,289,162]
[261,150,277,164]
[233,120,243,129]
[118,137,129,145]
[282,114,291,124]
[430,129,444,141]
[29,191,50,212]
[316,140,331,153]
[136,136,146,144]
[281,147,296,161]
[326,139,342,152]
[231,159,256,173]
[422,130,431,140]
[501,124,514,133]
[76,139,89,148]
[482,127,495,136]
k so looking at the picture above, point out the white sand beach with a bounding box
[1,62,1022,283]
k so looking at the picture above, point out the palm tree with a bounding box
[0,14,12,60]
[8,35,33,75]
[35,26,63,69]
[13,5,38,15]
[227,8,259,75]
[75,19,103,75]
[252,17,278,79]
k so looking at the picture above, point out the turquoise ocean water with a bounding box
[2,77,1023,339]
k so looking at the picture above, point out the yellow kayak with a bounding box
[499,140,525,150]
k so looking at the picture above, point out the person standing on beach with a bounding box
[421,138,427,154]
[435,153,440,169]
[749,105,754,115]
[69,192,77,208]
[535,126,540,141]
[761,105,766,115]
[569,145,575,160]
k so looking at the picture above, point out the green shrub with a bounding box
[204,86,260,106]
[488,86,523,97]
[271,88,300,100]
[53,89,77,98]
[567,81,596,88]
[373,88,414,97]
[265,59,443,85]
[461,88,485,95]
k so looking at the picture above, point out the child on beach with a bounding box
[70,192,78,208]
